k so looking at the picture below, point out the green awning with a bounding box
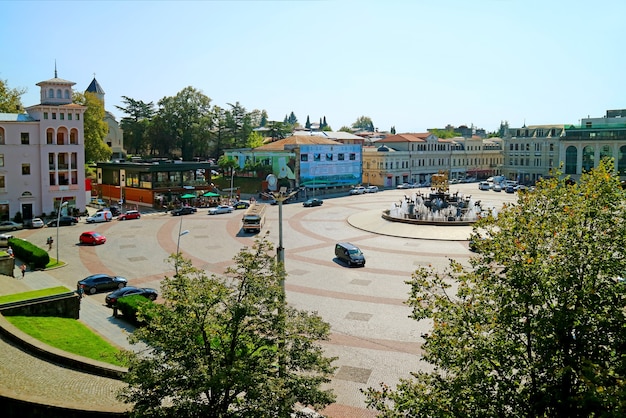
[203,192,221,197]
[180,193,196,199]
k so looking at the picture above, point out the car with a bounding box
[46,216,78,227]
[493,183,503,192]
[396,183,412,189]
[350,186,366,195]
[505,185,516,193]
[208,205,234,215]
[478,181,491,191]
[117,210,141,220]
[97,206,120,216]
[232,201,250,210]
[77,274,128,295]
[335,242,366,267]
[23,217,45,228]
[79,231,107,245]
[0,233,13,247]
[171,206,197,216]
[86,210,113,223]
[303,198,323,207]
[105,286,158,307]
[365,186,379,193]
[90,197,106,206]
[0,221,23,231]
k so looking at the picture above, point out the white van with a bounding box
[86,210,112,223]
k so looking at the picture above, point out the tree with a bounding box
[73,92,112,163]
[116,96,155,155]
[364,160,626,417]
[119,237,336,417]
[390,126,396,134]
[429,128,458,139]
[338,126,352,133]
[0,78,26,113]
[246,131,265,149]
[287,111,298,126]
[305,115,311,129]
[352,116,374,132]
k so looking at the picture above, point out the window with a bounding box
[60,113,64,120]
[0,176,4,189]
[0,154,3,167]
[300,154,308,162]
[76,113,80,121]
[64,90,70,99]
[22,163,31,175]
[338,153,345,161]
[47,131,53,144]
[0,128,4,144]
[21,133,29,144]
[314,153,321,161]
[56,89,62,98]
[326,153,333,161]
[52,113,56,120]
[68,113,72,120]
[349,153,356,160]
[44,112,48,120]
[70,131,77,144]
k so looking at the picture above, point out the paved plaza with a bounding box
[0,183,517,417]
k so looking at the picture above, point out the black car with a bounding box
[105,286,158,307]
[232,201,250,210]
[78,274,128,295]
[171,206,197,216]
[46,216,78,227]
[303,198,323,207]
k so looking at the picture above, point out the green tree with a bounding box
[119,238,336,417]
[157,86,212,161]
[429,128,457,139]
[74,92,112,163]
[338,126,352,133]
[116,96,155,155]
[352,116,374,132]
[364,160,626,417]
[0,78,26,113]
[287,111,298,125]
[224,102,254,149]
[390,126,396,134]
[266,120,289,141]
[246,131,265,148]
[305,115,311,129]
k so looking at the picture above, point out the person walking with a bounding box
[19,263,26,279]
[77,284,85,299]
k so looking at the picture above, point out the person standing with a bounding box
[7,247,13,258]
[77,284,84,299]
[19,263,26,279]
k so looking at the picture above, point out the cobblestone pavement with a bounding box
[0,184,517,416]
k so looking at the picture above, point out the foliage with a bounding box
[352,115,375,132]
[9,237,50,269]
[284,111,298,126]
[246,131,265,148]
[429,128,458,139]
[305,115,311,129]
[116,96,155,155]
[73,92,112,163]
[390,126,396,134]
[119,237,336,417]
[218,154,237,175]
[116,295,155,326]
[5,316,125,366]
[364,160,626,417]
[265,120,289,141]
[338,125,352,133]
[0,78,26,113]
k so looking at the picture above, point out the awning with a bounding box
[203,192,221,197]
[180,193,196,199]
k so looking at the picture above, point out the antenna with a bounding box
[54,60,58,78]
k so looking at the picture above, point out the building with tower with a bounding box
[85,77,125,160]
[0,71,88,221]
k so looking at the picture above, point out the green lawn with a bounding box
[5,315,126,367]
[0,286,71,304]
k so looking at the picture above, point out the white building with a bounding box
[0,72,87,221]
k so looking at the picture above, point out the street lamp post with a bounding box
[56,201,68,265]
[230,169,235,203]
[175,216,189,276]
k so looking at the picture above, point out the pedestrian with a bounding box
[7,246,13,258]
[19,263,26,279]
[47,236,53,251]
[77,284,84,299]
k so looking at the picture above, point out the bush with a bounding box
[116,295,154,326]
[9,237,50,269]
[13,212,23,223]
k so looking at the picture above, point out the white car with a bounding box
[478,182,491,191]
[208,205,234,215]
[350,186,366,195]
[365,186,379,193]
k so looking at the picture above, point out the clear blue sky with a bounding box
[2,0,624,133]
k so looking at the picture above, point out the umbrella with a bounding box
[180,193,196,199]
[203,192,221,197]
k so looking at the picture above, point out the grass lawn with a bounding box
[0,286,71,304]
[5,315,126,367]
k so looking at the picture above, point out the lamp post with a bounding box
[56,201,68,265]
[175,216,189,276]
[230,169,235,203]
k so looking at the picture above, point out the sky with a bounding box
[2,0,625,134]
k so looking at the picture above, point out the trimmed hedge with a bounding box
[8,237,50,269]
[116,295,155,326]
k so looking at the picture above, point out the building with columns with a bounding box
[0,73,87,221]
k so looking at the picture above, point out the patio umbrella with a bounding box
[203,191,221,197]
[180,193,196,199]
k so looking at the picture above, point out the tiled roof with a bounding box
[376,133,431,143]
[0,113,36,122]
[256,135,340,150]
[36,77,76,86]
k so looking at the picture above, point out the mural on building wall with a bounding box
[299,144,361,188]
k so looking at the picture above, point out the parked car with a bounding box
[77,274,128,295]
[493,183,503,192]
[46,216,78,227]
[365,185,379,193]
[0,221,23,232]
[208,205,234,215]
[79,231,107,245]
[86,210,112,223]
[349,186,366,195]
[24,218,45,229]
[232,201,250,210]
[335,242,366,267]
[171,206,197,216]
[105,286,158,307]
[303,198,323,207]
[478,182,491,191]
[98,206,120,216]
[117,210,141,220]
[396,183,412,189]
[0,234,13,247]
[505,185,516,193]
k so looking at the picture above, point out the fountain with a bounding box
[382,171,491,226]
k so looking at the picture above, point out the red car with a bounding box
[79,231,106,245]
[118,210,141,220]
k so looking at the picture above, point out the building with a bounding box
[0,72,87,221]
[225,135,362,195]
[85,77,125,159]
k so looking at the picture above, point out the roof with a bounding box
[376,133,432,143]
[308,131,363,140]
[85,78,105,94]
[256,135,340,150]
[36,77,76,87]
[0,113,36,122]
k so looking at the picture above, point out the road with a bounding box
[8,183,518,417]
